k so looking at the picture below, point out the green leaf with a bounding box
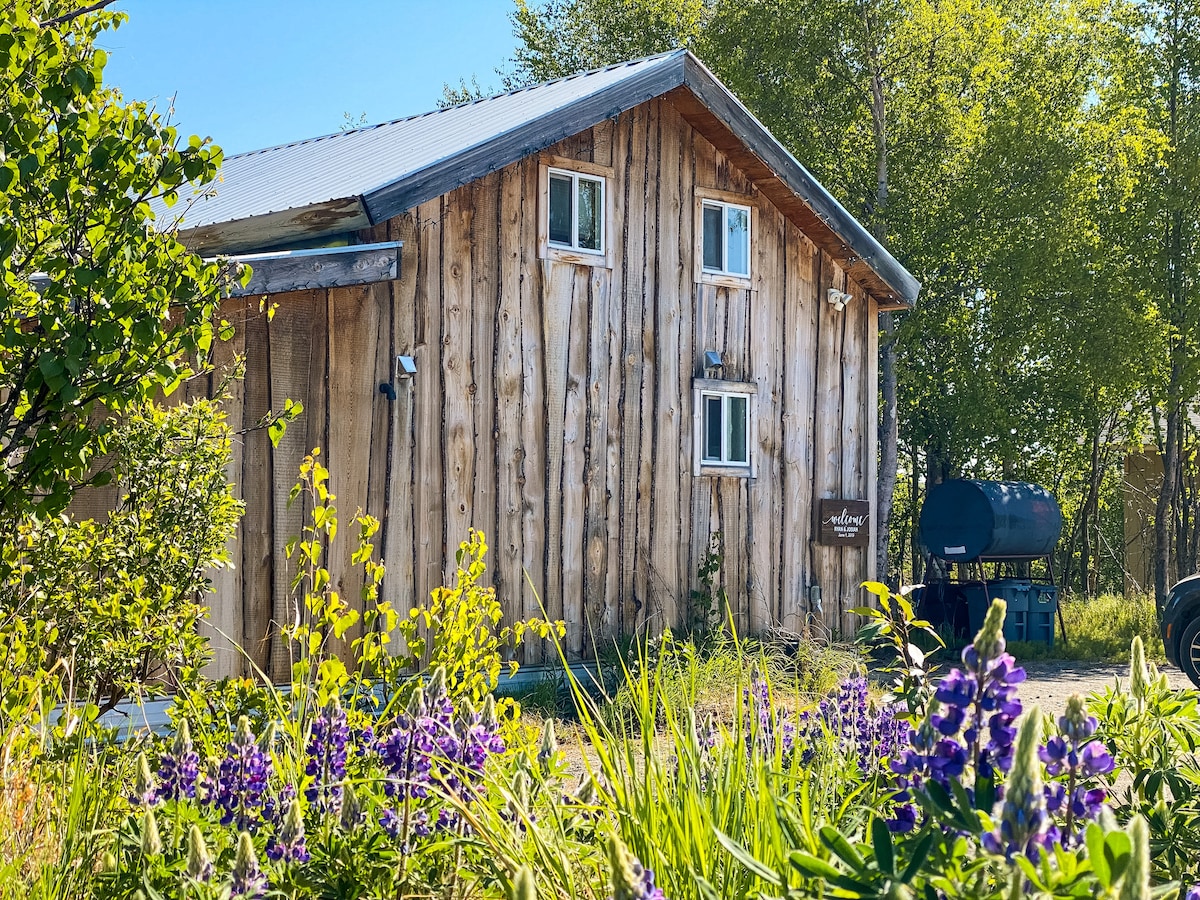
[820,825,865,871]
[713,828,781,886]
[871,817,895,876]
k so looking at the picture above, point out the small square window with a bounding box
[701,199,751,278]
[547,167,604,255]
[693,379,756,476]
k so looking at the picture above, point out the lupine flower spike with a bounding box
[608,833,666,900]
[230,830,269,898]
[158,719,200,801]
[983,706,1052,860]
[339,780,365,832]
[510,865,537,900]
[266,797,311,863]
[185,824,214,883]
[132,752,158,807]
[537,719,559,769]
[214,716,272,831]
[305,698,349,815]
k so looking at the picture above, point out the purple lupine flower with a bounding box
[229,831,269,898]
[265,799,311,864]
[305,698,349,815]
[1079,741,1114,778]
[213,717,272,832]
[744,673,797,757]
[379,807,401,837]
[1185,885,1200,900]
[158,720,200,802]
[983,707,1054,862]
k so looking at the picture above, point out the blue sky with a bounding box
[103,1,519,156]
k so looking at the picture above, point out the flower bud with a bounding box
[185,825,213,882]
[133,752,157,807]
[339,780,363,831]
[1130,636,1148,698]
[972,599,1007,665]
[537,719,559,769]
[234,715,256,749]
[510,865,537,900]
[1119,815,1149,900]
[141,807,163,857]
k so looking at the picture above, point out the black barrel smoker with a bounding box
[915,479,1064,646]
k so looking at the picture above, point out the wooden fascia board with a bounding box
[677,57,920,309]
[215,241,401,298]
[180,196,372,256]
[361,55,690,225]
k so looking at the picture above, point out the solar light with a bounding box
[395,355,417,380]
[703,350,723,373]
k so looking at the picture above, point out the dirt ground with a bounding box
[1019,659,1197,718]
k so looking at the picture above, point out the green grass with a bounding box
[1008,592,1164,663]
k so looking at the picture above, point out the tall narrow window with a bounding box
[701,199,751,278]
[547,167,604,254]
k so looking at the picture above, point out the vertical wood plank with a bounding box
[813,251,843,634]
[636,98,661,628]
[676,124,696,613]
[471,178,499,565]
[413,199,445,615]
[326,284,378,650]
[240,304,274,674]
[267,290,319,680]
[782,230,816,633]
[561,267,589,654]
[518,158,548,660]
[443,185,476,562]
[383,214,418,622]
[748,202,785,632]
[866,293,880,586]
[619,105,648,634]
[651,98,682,629]
[495,164,525,627]
[583,266,613,646]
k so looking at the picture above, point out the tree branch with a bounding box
[39,0,118,27]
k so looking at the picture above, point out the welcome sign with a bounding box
[817,499,871,547]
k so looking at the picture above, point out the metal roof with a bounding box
[167,49,919,306]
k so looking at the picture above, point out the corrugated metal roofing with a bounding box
[173,52,686,231]
[165,49,919,305]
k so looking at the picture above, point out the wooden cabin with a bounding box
[141,51,919,678]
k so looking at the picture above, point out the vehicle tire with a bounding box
[1179,616,1200,690]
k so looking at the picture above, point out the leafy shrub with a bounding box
[0,398,240,712]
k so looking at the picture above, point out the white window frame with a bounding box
[693,378,757,478]
[538,155,613,268]
[693,187,756,288]
[701,199,752,277]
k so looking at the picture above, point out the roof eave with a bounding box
[678,55,919,308]
[361,52,690,224]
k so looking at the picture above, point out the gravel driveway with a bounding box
[1020,660,1197,717]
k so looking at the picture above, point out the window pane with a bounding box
[704,395,723,461]
[577,177,602,251]
[702,204,723,270]
[726,206,749,276]
[728,395,748,463]
[549,173,572,246]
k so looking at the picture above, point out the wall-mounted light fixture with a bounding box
[826,288,853,312]
[396,355,417,380]
[703,349,724,376]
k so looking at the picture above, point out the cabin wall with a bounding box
[88,96,878,679]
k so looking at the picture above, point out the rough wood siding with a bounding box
[79,95,880,677]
